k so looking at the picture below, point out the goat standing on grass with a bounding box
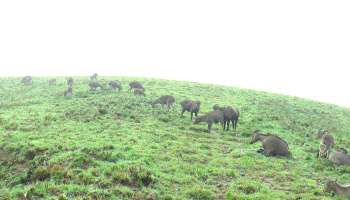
[181,100,200,120]
[152,95,175,109]
[129,81,144,92]
[193,110,224,133]
[213,104,240,131]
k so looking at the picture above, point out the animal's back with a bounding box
[329,151,350,165]
[262,136,289,156]
[207,110,224,123]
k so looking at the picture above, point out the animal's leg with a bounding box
[191,112,193,120]
[226,121,230,131]
[208,123,212,133]
[181,109,185,117]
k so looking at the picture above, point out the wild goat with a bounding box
[328,150,350,165]
[318,133,335,158]
[250,130,291,157]
[324,180,350,198]
[213,104,240,131]
[108,81,122,91]
[89,80,103,91]
[133,88,145,96]
[180,100,200,120]
[21,76,32,85]
[152,95,175,109]
[193,110,224,133]
[129,81,144,91]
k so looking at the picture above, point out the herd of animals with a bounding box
[19,74,350,198]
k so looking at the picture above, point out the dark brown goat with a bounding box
[89,80,103,91]
[152,95,175,109]
[108,81,122,91]
[181,100,200,120]
[328,150,350,165]
[193,110,224,133]
[213,104,240,131]
[250,130,291,157]
[133,88,145,96]
[129,81,144,91]
[21,76,32,85]
[324,180,350,198]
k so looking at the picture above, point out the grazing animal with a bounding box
[213,104,240,131]
[21,76,32,85]
[89,80,103,91]
[181,100,201,120]
[193,110,224,133]
[324,180,350,198]
[90,73,98,81]
[328,150,350,165]
[133,88,145,96]
[152,95,175,109]
[48,79,56,85]
[108,81,122,91]
[129,81,144,91]
[318,133,335,158]
[67,77,74,87]
[250,130,291,157]
[64,87,73,97]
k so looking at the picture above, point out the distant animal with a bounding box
[318,133,335,158]
[64,87,73,97]
[108,81,122,91]
[67,77,74,87]
[152,95,175,109]
[250,130,291,157]
[328,150,350,165]
[129,81,144,91]
[133,88,145,96]
[193,110,224,133]
[89,80,103,91]
[180,100,201,120]
[90,73,98,81]
[324,179,350,198]
[213,104,240,131]
[48,79,56,85]
[21,76,32,85]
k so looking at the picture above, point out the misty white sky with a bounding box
[0,1,349,107]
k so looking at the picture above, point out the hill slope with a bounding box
[0,77,350,200]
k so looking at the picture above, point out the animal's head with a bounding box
[213,104,220,110]
[324,179,337,193]
[250,130,262,144]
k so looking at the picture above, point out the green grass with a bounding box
[0,76,349,199]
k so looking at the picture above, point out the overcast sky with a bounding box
[0,1,349,107]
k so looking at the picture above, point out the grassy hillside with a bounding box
[0,76,350,200]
